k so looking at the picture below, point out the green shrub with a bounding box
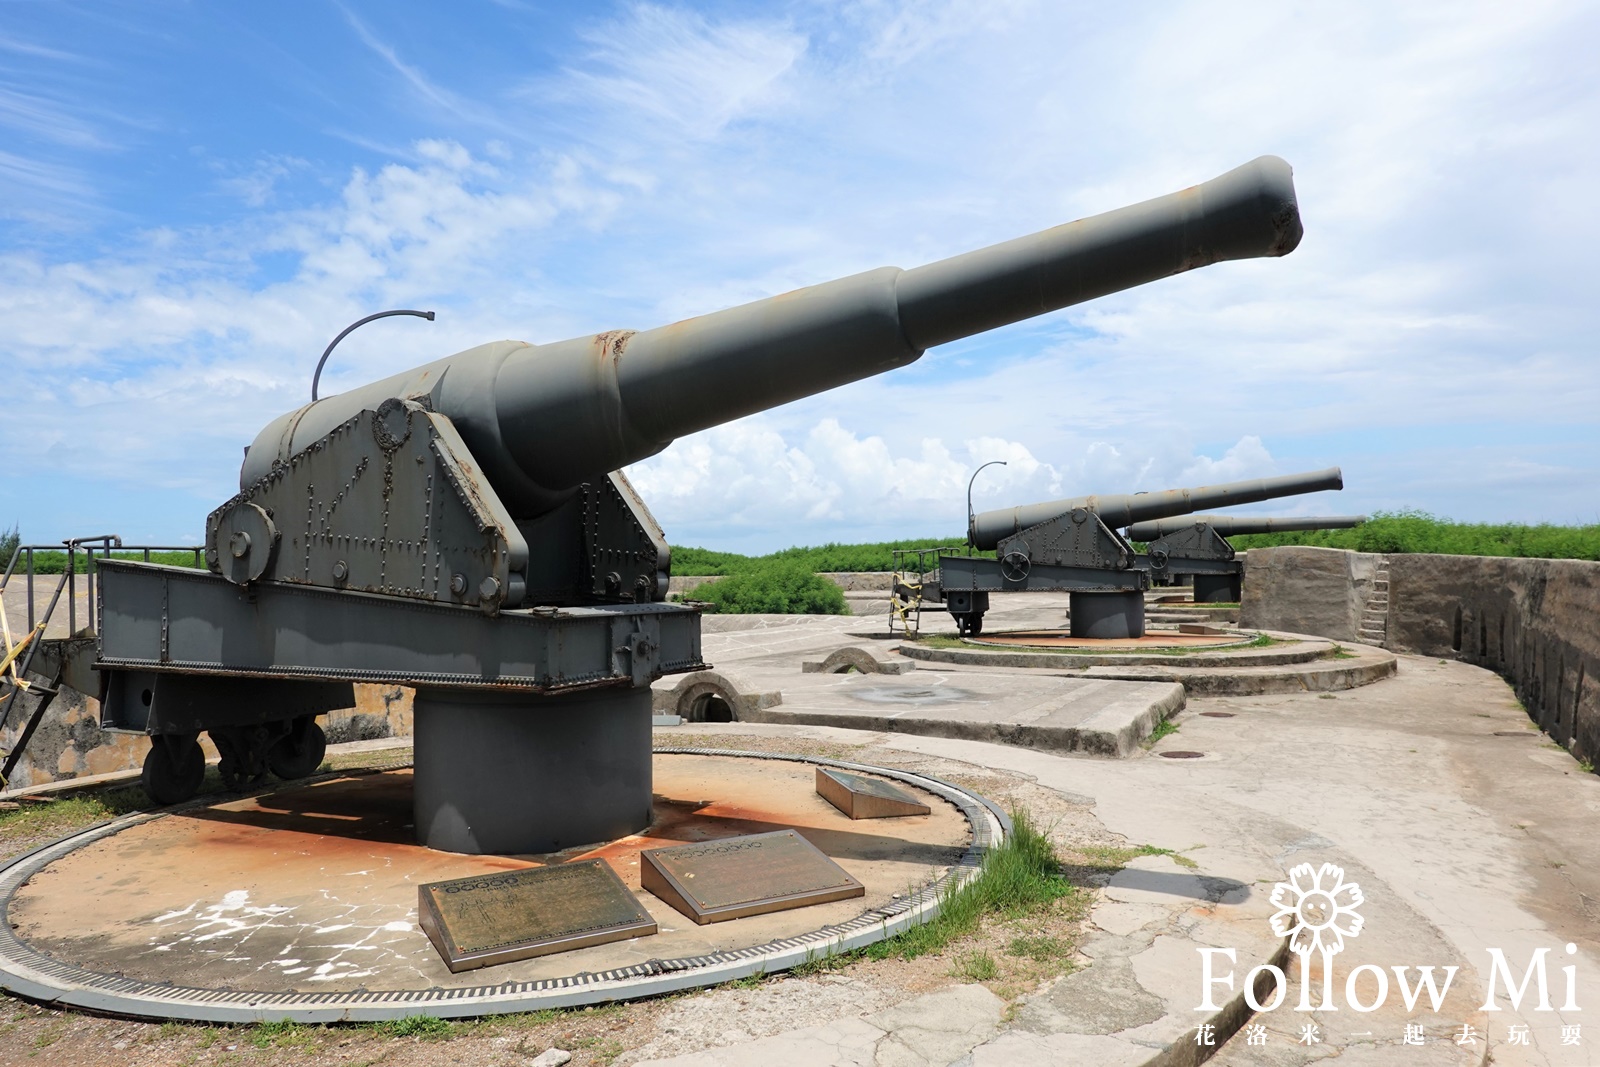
[1225,509,1600,561]
[672,537,961,576]
[669,545,752,576]
[7,549,206,575]
[685,562,848,615]
[0,525,17,569]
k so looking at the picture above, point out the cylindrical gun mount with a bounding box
[243,156,1302,518]
[971,467,1343,551]
[1126,514,1367,541]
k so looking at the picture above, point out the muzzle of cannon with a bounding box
[939,468,1342,638]
[1129,512,1364,602]
[93,156,1304,853]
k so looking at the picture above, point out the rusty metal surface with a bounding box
[970,629,1245,650]
[5,753,968,995]
[419,861,656,973]
[640,829,865,924]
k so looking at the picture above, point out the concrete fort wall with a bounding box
[1238,546,1385,642]
[1386,554,1600,762]
[1241,546,1600,764]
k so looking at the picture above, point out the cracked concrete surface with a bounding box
[631,597,1599,1066]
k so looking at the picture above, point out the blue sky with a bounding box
[2,1,1596,553]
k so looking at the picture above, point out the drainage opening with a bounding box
[1159,751,1206,759]
[689,693,734,723]
[1199,711,1235,718]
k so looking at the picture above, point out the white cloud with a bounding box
[625,418,1297,550]
[0,1,1596,546]
[543,4,806,142]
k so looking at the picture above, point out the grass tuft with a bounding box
[371,1015,453,1040]
[862,809,1079,963]
[1006,934,1066,962]
[952,949,998,981]
[249,1019,323,1050]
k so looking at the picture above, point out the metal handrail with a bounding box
[2,539,204,637]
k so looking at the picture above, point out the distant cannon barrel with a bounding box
[1126,514,1366,541]
[971,467,1343,550]
[243,156,1302,518]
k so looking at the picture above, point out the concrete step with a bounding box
[1080,643,1398,696]
[735,673,1186,757]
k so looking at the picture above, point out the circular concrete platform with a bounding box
[971,629,1249,651]
[0,750,1003,1022]
[898,631,1399,694]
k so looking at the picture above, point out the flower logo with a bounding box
[1270,862,1364,956]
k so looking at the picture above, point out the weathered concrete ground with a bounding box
[3,599,1598,1065]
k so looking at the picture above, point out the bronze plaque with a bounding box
[641,829,864,925]
[418,860,657,973]
[816,767,932,820]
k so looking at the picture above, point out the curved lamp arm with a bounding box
[966,460,1008,555]
[311,309,436,401]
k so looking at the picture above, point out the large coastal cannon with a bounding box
[93,156,1304,853]
[936,467,1342,638]
[1127,512,1366,602]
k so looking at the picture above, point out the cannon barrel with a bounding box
[1126,514,1366,540]
[971,467,1343,550]
[243,156,1301,517]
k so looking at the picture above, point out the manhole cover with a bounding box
[1159,751,1206,759]
[851,686,972,706]
[1199,712,1235,718]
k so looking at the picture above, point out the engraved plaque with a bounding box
[641,829,864,925]
[816,767,932,820]
[418,860,657,973]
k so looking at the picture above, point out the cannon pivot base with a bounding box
[413,686,653,855]
[1070,590,1148,640]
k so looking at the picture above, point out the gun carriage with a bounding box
[1129,513,1366,602]
[925,467,1343,638]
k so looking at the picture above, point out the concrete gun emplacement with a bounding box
[933,468,1345,638]
[92,156,1305,854]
